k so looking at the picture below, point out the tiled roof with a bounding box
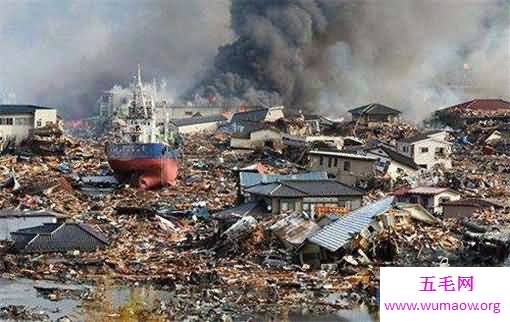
[239,171,328,188]
[0,105,55,114]
[443,99,510,112]
[245,179,365,198]
[348,103,401,115]
[12,222,109,253]
[308,197,395,252]
[171,114,227,127]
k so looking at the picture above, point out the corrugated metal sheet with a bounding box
[308,197,395,252]
[239,171,328,188]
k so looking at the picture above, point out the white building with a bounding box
[0,209,59,241]
[396,130,452,170]
[171,115,227,135]
[0,105,58,146]
[366,145,420,181]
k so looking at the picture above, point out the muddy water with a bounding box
[0,278,379,321]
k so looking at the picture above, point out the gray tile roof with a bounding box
[245,179,365,198]
[348,103,401,116]
[12,222,109,253]
[0,105,55,114]
[0,209,61,218]
[308,197,395,252]
[239,171,328,188]
[171,114,227,127]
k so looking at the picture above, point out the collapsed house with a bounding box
[301,197,439,267]
[435,99,510,128]
[307,150,377,186]
[393,186,461,215]
[442,198,505,219]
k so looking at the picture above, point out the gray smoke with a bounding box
[190,0,510,119]
[1,1,508,120]
[0,1,232,118]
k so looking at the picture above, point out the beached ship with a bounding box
[106,66,179,189]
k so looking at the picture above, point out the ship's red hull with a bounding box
[108,158,179,189]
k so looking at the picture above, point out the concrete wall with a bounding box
[0,216,57,241]
[231,129,282,150]
[34,109,58,128]
[308,154,375,186]
[397,139,452,170]
[270,195,362,215]
[265,106,285,122]
[433,191,461,214]
[0,109,57,145]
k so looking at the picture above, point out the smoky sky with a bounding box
[1,0,509,120]
[0,0,232,118]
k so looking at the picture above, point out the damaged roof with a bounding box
[442,198,504,209]
[231,108,270,123]
[308,197,395,252]
[442,99,510,112]
[308,150,378,161]
[171,114,227,127]
[378,146,420,170]
[270,213,320,247]
[393,186,459,196]
[0,209,62,218]
[245,179,364,198]
[399,130,446,143]
[348,103,401,116]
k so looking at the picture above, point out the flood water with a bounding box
[0,278,379,321]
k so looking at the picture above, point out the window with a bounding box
[328,157,332,167]
[303,203,310,211]
[344,160,351,171]
[334,158,338,167]
[15,118,32,126]
[402,146,409,153]
[410,196,418,203]
[281,202,289,212]
[0,118,13,125]
[185,111,193,116]
[420,147,429,153]
[319,156,324,166]
[36,120,42,127]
